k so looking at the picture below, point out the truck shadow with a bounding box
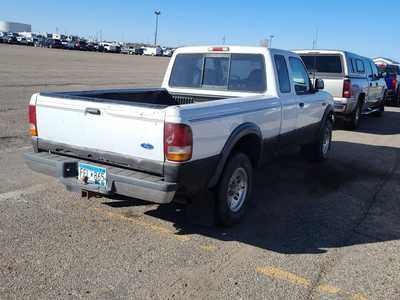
[141,141,400,254]
[335,110,400,135]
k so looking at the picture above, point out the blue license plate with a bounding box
[78,163,107,188]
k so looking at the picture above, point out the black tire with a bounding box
[373,101,385,117]
[302,119,333,162]
[347,103,361,130]
[215,152,253,227]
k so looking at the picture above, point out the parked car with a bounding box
[25,46,334,226]
[102,42,118,53]
[0,32,7,43]
[86,42,98,52]
[120,47,130,54]
[375,62,400,106]
[5,33,18,44]
[142,46,163,56]
[45,39,64,49]
[74,40,88,51]
[163,48,175,57]
[295,50,386,129]
[94,43,105,52]
[133,48,144,55]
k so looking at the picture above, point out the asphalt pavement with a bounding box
[0,44,399,300]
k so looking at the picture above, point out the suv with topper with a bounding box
[25,46,333,226]
[295,50,386,129]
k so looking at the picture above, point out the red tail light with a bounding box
[29,104,38,136]
[164,123,192,162]
[343,79,352,98]
[392,79,398,90]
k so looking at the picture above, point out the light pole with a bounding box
[269,35,275,48]
[154,10,161,46]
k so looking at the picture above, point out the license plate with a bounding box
[78,163,107,188]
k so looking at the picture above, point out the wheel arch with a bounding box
[208,123,262,189]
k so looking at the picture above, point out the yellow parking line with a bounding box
[256,266,368,299]
[256,267,310,287]
[93,207,191,242]
[199,245,218,252]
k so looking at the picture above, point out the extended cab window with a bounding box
[274,55,291,93]
[355,59,365,73]
[169,53,266,92]
[301,55,343,74]
[289,57,311,94]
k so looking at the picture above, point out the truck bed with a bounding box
[41,88,226,107]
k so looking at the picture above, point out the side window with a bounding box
[355,59,365,74]
[365,61,373,78]
[371,63,379,78]
[289,57,311,94]
[274,55,291,93]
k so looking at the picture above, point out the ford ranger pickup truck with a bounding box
[295,50,386,129]
[25,46,334,226]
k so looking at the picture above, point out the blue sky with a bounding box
[1,0,398,60]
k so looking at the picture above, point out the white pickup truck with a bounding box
[25,46,334,226]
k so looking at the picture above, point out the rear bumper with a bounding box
[333,97,357,114]
[24,151,177,204]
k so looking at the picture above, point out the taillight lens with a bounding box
[343,79,352,98]
[164,123,192,162]
[392,79,397,90]
[29,104,37,136]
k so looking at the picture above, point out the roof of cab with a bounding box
[293,49,366,59]
[173,45,296,57]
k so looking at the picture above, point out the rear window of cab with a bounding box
[169,53,266,93]
[300,55,343,74]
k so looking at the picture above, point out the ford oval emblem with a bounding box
[141,143,154,150]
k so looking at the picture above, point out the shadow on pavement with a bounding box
[105,110,400,254]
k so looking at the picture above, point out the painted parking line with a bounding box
[256,266,368,300]
[93,207,191,242]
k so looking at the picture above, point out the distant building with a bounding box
[373,57,400,66]
[0,21,31,33]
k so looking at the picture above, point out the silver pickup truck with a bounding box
[295,50,386,129]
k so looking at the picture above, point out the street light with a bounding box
[269,35,275,48]
[154,10,161,46]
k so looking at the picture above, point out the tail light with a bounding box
[164,123,192,162]
[392,79,398,90]
[28,104,38,136]
[343,79,352,98]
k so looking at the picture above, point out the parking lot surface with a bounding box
[0,44,399,300]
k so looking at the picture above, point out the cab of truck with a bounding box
[374,59,400,106]
[294,50,386,129]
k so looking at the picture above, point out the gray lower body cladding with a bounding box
[24,151,177,204]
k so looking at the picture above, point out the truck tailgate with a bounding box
[35,95,166,169]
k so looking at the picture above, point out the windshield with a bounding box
[169,53,266,92]
[300,55,343,74]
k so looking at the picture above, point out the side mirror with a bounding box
[314,78,324,90]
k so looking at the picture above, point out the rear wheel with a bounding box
[347,104,361,130]
[215,152,253,226]
[302,119,333,162]
[373,101,385,117]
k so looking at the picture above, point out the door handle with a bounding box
[299,102,305,108]
[85,108,101,115]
